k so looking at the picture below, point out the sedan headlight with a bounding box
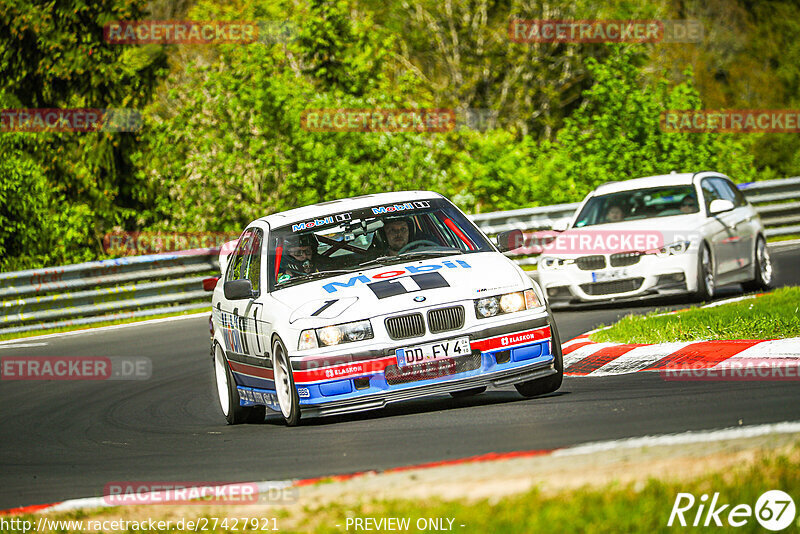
[654,240,691,257]
[298,320,373,350]
[539,257,575,270]
[475,289,540,319]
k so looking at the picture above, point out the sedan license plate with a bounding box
[396,337,471,367]
[592,268,628,282]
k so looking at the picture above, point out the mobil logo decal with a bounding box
[322,260,472,294]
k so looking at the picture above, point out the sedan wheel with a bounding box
[694,244,715,301]
[743,236,773,291]
[272,337,301,426]
[214,344,265,424]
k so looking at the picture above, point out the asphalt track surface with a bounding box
[1,247,799,509]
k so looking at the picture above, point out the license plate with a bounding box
[395,336,471,367]
[592,268,628,282]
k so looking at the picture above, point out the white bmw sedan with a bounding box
[210,191,562,425]
[537,172,772,305]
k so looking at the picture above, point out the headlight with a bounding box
[298,320,374,350]
[476,297,500,318]
[298,329,318,350]
[539,257,574,270]
[500,292,525,313]
[654,241,691,257]
[475,289,540,319]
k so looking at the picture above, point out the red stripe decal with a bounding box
[294,356,397,384]
[644,340,764,370]
[566,344,645,375]
[228,360,275,380]
[562,341,595,355]
[470,326,551,352]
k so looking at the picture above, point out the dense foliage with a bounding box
[2,0,799,269]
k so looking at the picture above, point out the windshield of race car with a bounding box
[573,185,700,228]
[268,198,492,289]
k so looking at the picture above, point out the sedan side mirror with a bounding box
[496,229,524,253]
[709,199,735,215]
[551,219,569,232]
[224,279,255,300]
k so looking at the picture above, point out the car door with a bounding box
[712,177,756,273]
[219,227,270,382]
[700,177,739,276]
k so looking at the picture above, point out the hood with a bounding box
[545,215,703,258]
[272,252,527,324]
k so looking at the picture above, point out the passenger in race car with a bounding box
[278,234,318,282]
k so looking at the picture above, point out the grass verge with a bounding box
[590,286,800,344]
[4,443,799,533]
[0,308,211,342]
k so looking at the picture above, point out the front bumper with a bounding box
[236,315,556,417]
[539,251,698,304]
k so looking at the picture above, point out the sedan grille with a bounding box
[427,306,465,334]
[575,255,606,270]
[610,252,642,267]
[579,278,644,296]
[385,313,425,340]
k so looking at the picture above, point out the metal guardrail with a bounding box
[0,250,218,335]
[1,177,799,336]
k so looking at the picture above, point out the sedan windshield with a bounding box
[573,185,700,228]
[268,198,492,290]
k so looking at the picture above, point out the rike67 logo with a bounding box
[668,490,796,530]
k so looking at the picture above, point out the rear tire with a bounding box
[214,344,265,424]
[514,311,563,398]
[742,236,772,292]
[449,386,486,398]
[693,243,715,302]
[272,337,301,427]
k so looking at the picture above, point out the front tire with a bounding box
[693,243,715,301]
[272,337,301,427]
[514,312,563,398]
[742,236,772,292]
[214,344,265,424]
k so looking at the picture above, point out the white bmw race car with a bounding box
[209,191,562,426]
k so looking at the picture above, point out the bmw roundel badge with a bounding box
[414,296,426,302]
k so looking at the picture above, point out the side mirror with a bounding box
[709,199,735,215]
[496,229,524,253]
[551,219,569,232]
[224,279,255,300]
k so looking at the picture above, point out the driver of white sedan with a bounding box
[383,217,412,256]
